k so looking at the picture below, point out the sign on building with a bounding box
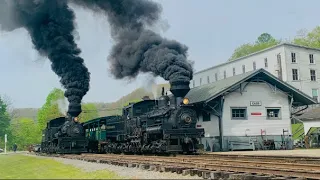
[250,101,262,106]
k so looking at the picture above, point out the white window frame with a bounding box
[291,52,296,63]
[309,54,315,64]
[310,69,317,81]
[292,69,299,81]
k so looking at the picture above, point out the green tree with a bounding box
[37,88,65,130]
[0,96,11,146]
[293,26,320,48]
[229,33,280,61]
[9,117,41,150]
[79,103,99,122]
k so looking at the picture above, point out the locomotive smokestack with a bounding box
[170,81,190,98]
[67,105,82,117]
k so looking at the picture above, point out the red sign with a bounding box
[251,112,262,115]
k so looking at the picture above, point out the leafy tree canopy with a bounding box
[229,33,281,61]
[293,26,320,48]
[37,88,65,130]
[9,117,41,150]
[0,95,11,140]
[79,103,99,122]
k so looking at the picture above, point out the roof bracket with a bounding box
[204,102,221,117]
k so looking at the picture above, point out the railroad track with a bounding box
[39,153,320,179]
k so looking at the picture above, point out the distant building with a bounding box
[191,43,320,103]
[185,69,316,151]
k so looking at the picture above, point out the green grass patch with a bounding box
[292,123,304,140]
[0,154,123,179]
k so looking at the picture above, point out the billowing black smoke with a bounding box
[0,0,90,117]
[70,0,193,97]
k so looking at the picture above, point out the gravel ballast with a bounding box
[26,154,201,179]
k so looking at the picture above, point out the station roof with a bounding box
[295,107,320,121]
[185,68,317,106]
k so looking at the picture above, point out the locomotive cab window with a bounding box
[231,107,247,120]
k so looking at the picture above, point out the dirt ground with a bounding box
[208,149,320,157]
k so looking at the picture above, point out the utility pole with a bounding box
[4,134,7,154]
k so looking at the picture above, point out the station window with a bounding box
[233,68,236,76]
[264,58,268,68]
[310,69,316,81]
[224,70,226,79]
[215,73,218,81]
[231,107,247,120]
[291,53,296,63]
[310,54,315,64]
[207,76,210,83]
[292,69,298,81]
[266,108,281,120]
[253,61,256,70]
[312,89,318,102]
[202,111,211,122]
[242,65,245,74]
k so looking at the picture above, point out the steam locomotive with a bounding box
[40,115,88,154]
[84,84,205,154]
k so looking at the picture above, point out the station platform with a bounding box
[207,149,320,158]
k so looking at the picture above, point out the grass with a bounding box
[0,154,123,179]
[292,123,305,140]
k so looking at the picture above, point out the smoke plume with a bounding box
[0,0,90,117]
[70,0,193,87]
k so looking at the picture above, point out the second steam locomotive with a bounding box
[84,84,205,154]
[41,83,205,154]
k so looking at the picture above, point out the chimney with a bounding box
[170,81,190,98]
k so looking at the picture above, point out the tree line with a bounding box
[0,88,99,150]
[229,26,320,61]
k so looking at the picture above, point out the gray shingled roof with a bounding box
[185,68,317,105]
[295,108,320,121]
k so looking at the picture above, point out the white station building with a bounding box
[191,43,320,103]
[185,69,316,151]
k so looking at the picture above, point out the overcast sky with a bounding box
[0,0,319,108]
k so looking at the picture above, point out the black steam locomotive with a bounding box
[40,115,88,154]
[84,84,205,154]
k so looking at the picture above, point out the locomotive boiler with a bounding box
[41,114,88,154]
[85,83,205,154]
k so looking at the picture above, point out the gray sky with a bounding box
[0,0,319,108]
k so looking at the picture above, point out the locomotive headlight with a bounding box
[182,98,189,105]
[73,117,79,122]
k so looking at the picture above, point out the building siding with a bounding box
[284,45,320,100]
[191,45,285,87]
[222,82,291,136]
[196,82,292,138]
